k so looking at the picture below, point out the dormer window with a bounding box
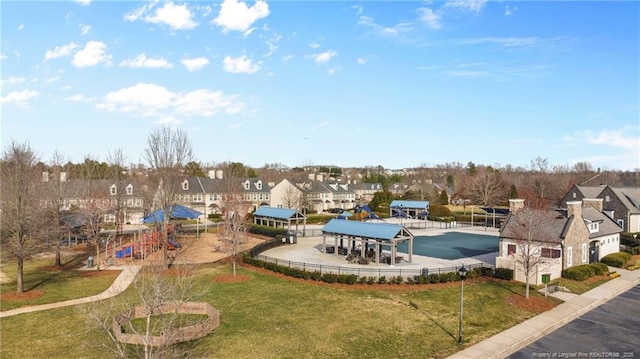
[110,184,117,195]
[586,220,599,233]
[256,181,262,190]
[182,180,189,191]
[244,180,250,190]
[126,184,133,195]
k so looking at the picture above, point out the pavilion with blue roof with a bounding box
[321,219,414,266]
[389,200,430,219]
[253,206,307,236]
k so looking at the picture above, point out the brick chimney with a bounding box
[582,198,603,212]
[509,199,524,214]
[566,201,582,219]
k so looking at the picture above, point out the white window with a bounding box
[605,195,610,202]
[567,246,573,267]
[256,181,262,190]
[582,243,587,263]
[572,192,576,198]
[244,181,250,190]
[194,194,203,202]
[110,184,117,195]
[182,180,189,190]
[126,184,133,195]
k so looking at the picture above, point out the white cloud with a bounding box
[327,67,339,75]
[213,0,269,33]
[180,57,210,71]
[0,53,7,60]
[156,115,181,125]
[97,83,244,119]
[504,5,518,16]
[264,33,282,57]
[72,41,111,67]
[352,5,363,16]
[313,50,337,65]
[63,94,95,102]
[568,129,640,152]
[445,0,488,13]
[310,121,330,131]
[119,53,173,69]
[17,24,24,30]
[45,76,61,84]
[1,77,27,87]
[0,90,40,107]
[44,42,78,61]
[309,41,321,49]
[358,16,413,36]
[458,37,538,48]
[124,2,197,31]
[357,57,367,65]
[75,0,91,6]
[222,55,260,74]
[418,7,442,30]
[79,24,92,35]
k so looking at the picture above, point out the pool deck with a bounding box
[260,219,500,271]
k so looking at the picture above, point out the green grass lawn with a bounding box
[542,276,611,295]
[0,263,562,359]
[0,254,120,311]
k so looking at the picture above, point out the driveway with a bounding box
[509,284,640,357]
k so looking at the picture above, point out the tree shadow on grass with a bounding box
[25,253,90,291]
[409,301,457,341]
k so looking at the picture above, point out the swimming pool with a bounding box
[396,232,499,260]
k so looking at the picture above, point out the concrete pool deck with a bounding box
[260,220,500,272]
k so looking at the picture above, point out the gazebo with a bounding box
[389,200,430,219]
[253,207,307,236]
[321,219,413,266]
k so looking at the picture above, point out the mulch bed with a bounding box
[0,289,45,301]
[505,294,556,313]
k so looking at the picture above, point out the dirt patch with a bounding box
[505,294,556,313]
[213,274,251,283]
[79,269,122,278]
[583,275,610,284]
[0,289,45,301]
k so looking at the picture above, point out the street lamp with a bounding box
[457,265,468,344]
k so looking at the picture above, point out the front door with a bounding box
[589,242,599,263]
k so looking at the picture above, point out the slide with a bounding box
[167,239,182,250]
[115,245,132,259]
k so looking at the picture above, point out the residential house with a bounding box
[173,174,272,216]
[270,178,356,213]
[496,198,621,285]
[561,185,640,232]
[351,182,383,203]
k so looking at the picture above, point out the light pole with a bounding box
[458,265,468,344]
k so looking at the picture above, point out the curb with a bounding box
[448,272,640,359]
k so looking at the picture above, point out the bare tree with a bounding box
[503,207,559,298]
[0,141,44,293]
[107,149,129,237]
[81,264,205,359]
[75,157,112,271]
[143,127,193,269]
[43,150,70,267]
[467,166,506,206]
[220,172,250,276]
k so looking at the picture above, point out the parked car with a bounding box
[328,208,344,214]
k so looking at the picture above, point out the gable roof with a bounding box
[322,219,410,241]
[253,206,305,220]
[581,207,624,237]
[608,187,640,214]
[389,200,430,209]
[575,185,605,199]
[500,208,568,244]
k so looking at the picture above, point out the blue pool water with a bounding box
[396,232,499,260]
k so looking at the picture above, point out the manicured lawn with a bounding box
[543,276,611,295]
[0,254,120,311]
[0,263,561,359]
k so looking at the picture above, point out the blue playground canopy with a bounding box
[143,204,202,223]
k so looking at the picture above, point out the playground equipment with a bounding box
[113,226,182,260]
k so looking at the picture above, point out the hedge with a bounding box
[248,224,289,238]
[600,252,632,268]
[562,263,610,281]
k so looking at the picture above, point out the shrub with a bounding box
[248,224,289,238]
[321,273,339,283]
[377,276,387,284]
[591,263,609,275]
[406,277,415,285]
[600,252,632,268]
[494,268,514,280]
[366,276,376,285]
[562,265,595,281]
[429,204,451,217]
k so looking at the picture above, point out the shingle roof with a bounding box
[500,208,568,244]
[576,185,605,198]
[389,200,430,209]
[582,207,624,237]
[253,207,304,220]
[322,219,409,241]
[609,187,640,214]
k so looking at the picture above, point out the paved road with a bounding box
[509,284,640,358]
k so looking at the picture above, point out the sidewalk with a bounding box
[447,266,640,359]
[0,265,141,318]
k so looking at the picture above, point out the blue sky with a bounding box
[1,0,639,171]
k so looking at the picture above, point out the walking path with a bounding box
[0,265,141,318]
[447,266,640,359]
